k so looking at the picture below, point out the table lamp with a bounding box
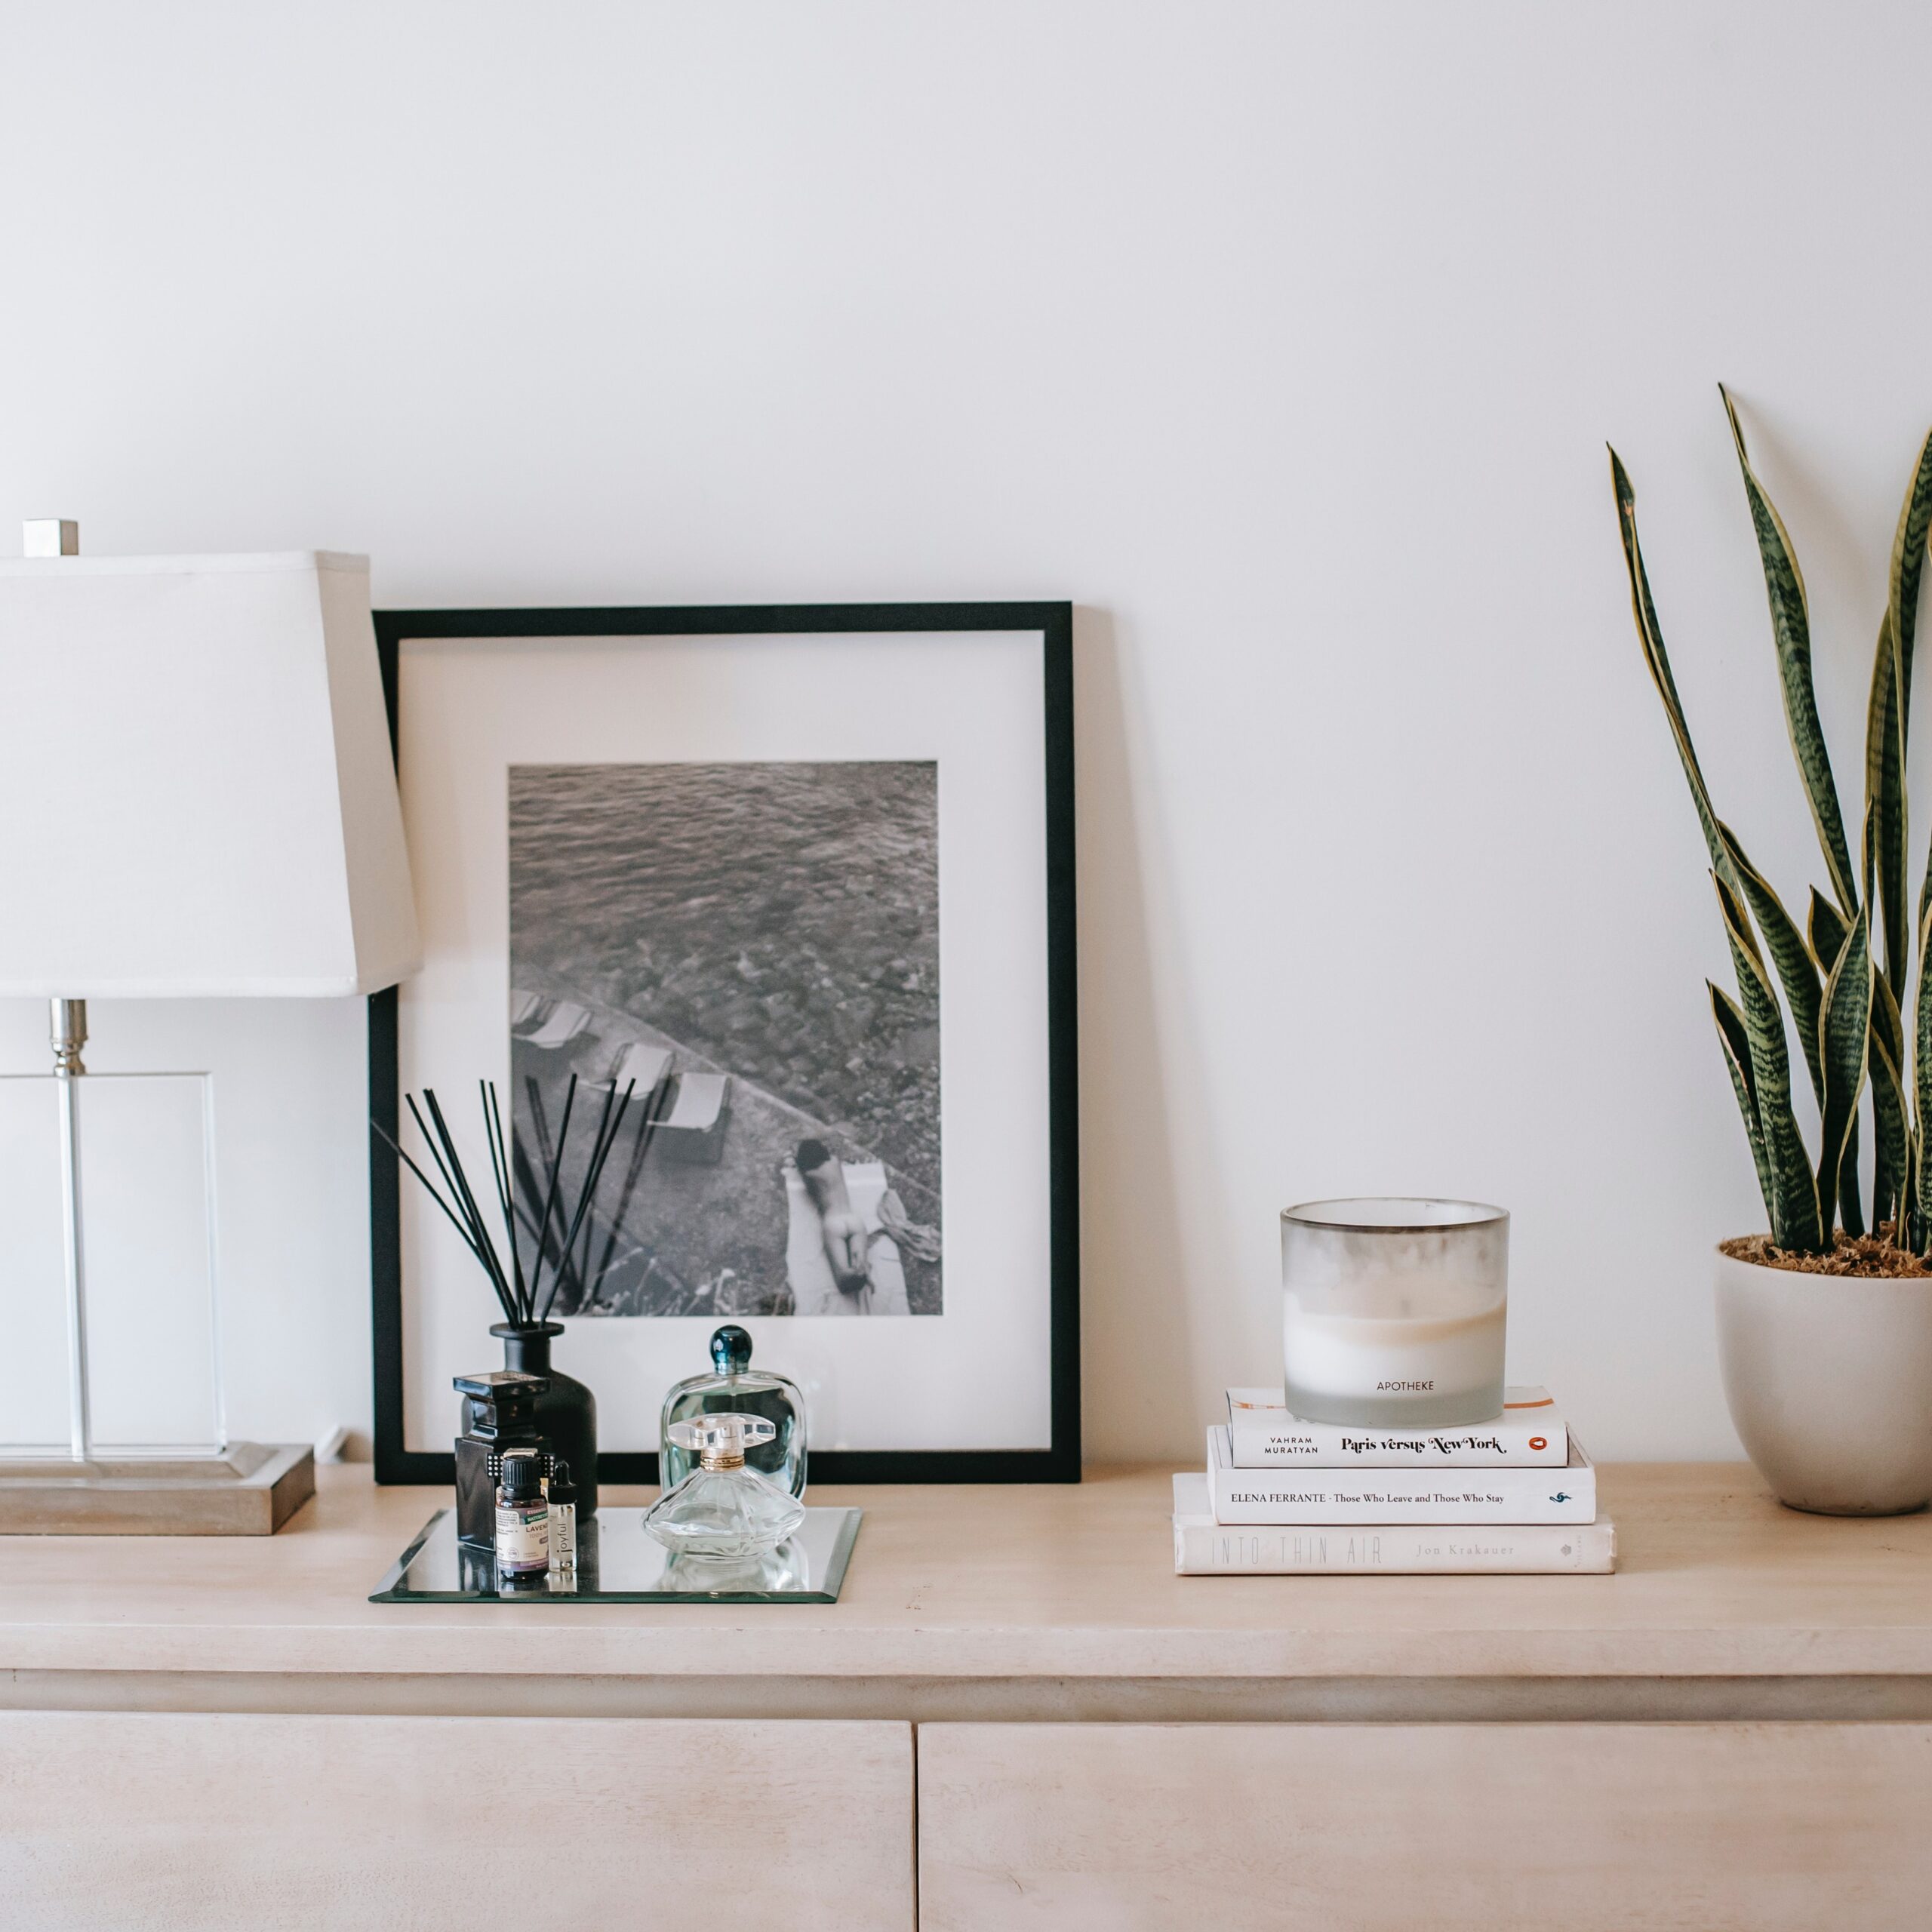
[0,521,420,1533]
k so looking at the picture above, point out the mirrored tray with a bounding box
[371,1506,862,1604]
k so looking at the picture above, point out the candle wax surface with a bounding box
[1283,1278,1506,1429]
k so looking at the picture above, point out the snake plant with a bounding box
[1611,389,1932,1254]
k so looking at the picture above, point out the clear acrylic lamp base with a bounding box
[0,1060,314,1534]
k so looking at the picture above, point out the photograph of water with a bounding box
[507,761,943,1318]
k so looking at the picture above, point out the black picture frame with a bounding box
[370,601,1078,1485]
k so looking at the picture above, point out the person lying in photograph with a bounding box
[796,1138,872,1294]
[783,1139,923,1317]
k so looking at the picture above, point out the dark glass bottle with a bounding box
[548,1458,578,1573]
[452,1370,548,1549]
[489,1320,598,1516]
[494,1447,550,1577]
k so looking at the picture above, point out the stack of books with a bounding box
[1174,1386,1617,1574]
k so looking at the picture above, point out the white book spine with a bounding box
[1226,1385,1567,1467]
[1175,1518,1617,1574]
[1208,1426,1595,1524]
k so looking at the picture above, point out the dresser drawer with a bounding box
[918,1720,1932,1930]
[0,1712,913,1931]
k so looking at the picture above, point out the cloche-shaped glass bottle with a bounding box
[643,1413,806,1558]
[660,1324,807,1498]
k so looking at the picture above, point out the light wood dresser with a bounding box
[1,1463,1928,1930]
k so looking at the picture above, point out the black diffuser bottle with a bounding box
[491,1320,597,1515]
[379,1069,655,1533]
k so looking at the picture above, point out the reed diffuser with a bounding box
[376,1071,669,1512]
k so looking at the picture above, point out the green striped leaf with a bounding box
[1888,424,1932,944]
[1610,448,1740,895]
[1908,1127,1924,1254]
[1873,1030,1909,1240]
[1710,982,1775,1227]
[1814,909,1872,1235]
[1718,821,1822,1101]
[1807,880,1865,1227]
[1715,873,1822,1251]
[1863,613,1909,994]
[1888,423,1932,737]
[1721,386,1859,915]
[1914,898,1932,1250]
[1838,1114,1866,1238]
[1872,974,1909,1234]
[1808,888,1848,977]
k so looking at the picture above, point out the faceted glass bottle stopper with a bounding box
[642,1411,807,1558]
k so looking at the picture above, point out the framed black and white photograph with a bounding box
[371,603,1077,1483]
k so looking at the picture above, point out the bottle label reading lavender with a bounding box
[495,1500,549,1574]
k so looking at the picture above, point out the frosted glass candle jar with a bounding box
[1281,1198,1508,1427]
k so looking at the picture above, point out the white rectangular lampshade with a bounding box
[0,551,421,996]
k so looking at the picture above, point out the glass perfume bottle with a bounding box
[548,1458,578,1573]
[659,1324,807,1498]
[662,1541,808,1595]
[643,1413,807,1558]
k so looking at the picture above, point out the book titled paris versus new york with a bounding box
[1225,1385,1569,1467]
[1205,1426,1596,1525]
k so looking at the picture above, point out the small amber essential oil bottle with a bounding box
[494,1448,549,1577]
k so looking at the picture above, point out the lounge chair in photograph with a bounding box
[605,1039,672,1095]
[509,989,551,1035]
[520,1001,593,1051]
[655,1071,731,1164]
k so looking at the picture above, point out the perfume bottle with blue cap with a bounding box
[659,1324,807,1497]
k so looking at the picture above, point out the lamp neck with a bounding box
[50,999,87,1078]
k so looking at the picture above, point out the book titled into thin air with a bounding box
[1206,1424,1596,1524]
[1225,1385,1567,1468]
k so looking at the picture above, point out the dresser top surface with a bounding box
[1,1462,1927,1681]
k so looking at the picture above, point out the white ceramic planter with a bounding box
[1715,1246,1932,1515]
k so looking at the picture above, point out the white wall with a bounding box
[3,0,1924,1464]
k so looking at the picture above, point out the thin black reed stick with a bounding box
[405,1094,487,1259]
[526,1074,580,1322]
[379,1060,667,1331]
[378,1112,519,1325]
[479,1080,531,1321]
[558,1078,624,1307]
[518,1078,559,1287]
[371,1120,517,1319]
[407,1091,506,1295]
[538,1078,636,1324]
[509,1133,591,1314]
[493,1078,534,1315]
[516,1080,589,1313]
[423,1088,516,1313]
